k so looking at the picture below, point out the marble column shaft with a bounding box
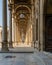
[31,0,35,47]
[9,6,13,47]
[39,0,44,51]
[2,0,9,51]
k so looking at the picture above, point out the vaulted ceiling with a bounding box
[13,0,32,37]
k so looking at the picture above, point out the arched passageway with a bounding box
[8,0,34,47]
[1,0,52,52]
[1,0,36,51]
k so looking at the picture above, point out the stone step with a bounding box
[3,47,34,53]
[9,47,34,53]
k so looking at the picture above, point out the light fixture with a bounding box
[19,13,25,18]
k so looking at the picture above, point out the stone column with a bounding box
[14,22,16,44]
[35,0,40,50]
[31,0,35,47]
[39,0,44,51]
[2,0,9,51]
[9,5,13,48]
[12,15,14,47]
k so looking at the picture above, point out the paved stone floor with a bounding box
[0,50,52,65]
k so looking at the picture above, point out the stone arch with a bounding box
[15,5,31,14]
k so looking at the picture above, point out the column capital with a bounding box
[8,4,12,11]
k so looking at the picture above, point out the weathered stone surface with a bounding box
[0,50,52,65]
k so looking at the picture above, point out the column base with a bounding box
[9,46,13,48]
[9,42,13,48]
[1,42,9,52]
[1,47,9,52]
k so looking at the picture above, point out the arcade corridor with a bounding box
[0,0,52,65]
